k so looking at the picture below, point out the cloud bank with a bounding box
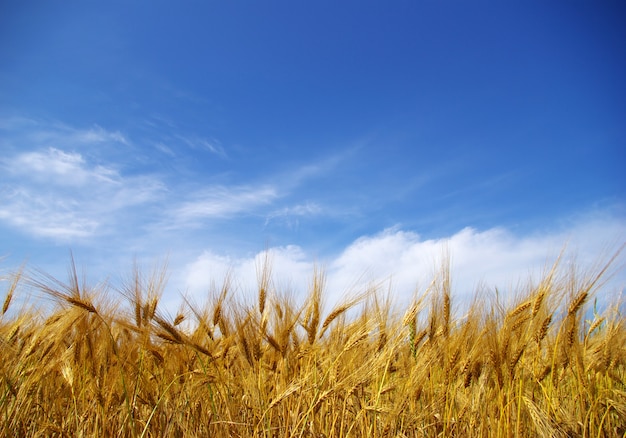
[182,212,626,311]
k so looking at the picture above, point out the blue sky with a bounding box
[1,1,625,310]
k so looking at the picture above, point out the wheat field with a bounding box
[1,250,625,437]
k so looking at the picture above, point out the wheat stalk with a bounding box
[568,291,588,317]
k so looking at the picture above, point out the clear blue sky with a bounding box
[1,1,625,306]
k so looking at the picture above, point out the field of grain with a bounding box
[1,251,625,437]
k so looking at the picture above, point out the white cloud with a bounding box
[331,218,625,307]
[183,245,319,304]
[181,214,626,311]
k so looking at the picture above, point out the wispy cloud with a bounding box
[3,119,129,149]
[140,113,227,158]
[9,147,120,186]
[0,188,99,239]
[172,185,278,224]
[153,142,177,157]
[276,147,357,189]
[0,119,164,241]
[0,115,355,243]
[171,134,228,158]
[0,165,165,241]
[192,137,227,158]
[264,202,323,228]
[67,124,129,145]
